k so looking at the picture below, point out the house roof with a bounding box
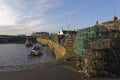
[102,16,120,26]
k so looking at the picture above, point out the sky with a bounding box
[0,0,120,35]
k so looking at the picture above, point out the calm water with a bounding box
[0,44,53,72]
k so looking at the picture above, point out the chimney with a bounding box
[113,16,118,22]
[96,20,99,25]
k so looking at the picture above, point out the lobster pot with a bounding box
[76,18,120,77]
[77,49,120,77]
[107,30,120,38]
[76,38,84,56]
[87,26,106,39]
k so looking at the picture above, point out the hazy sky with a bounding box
[0,0,119,35]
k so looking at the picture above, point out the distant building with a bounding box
[17,34,26,37]
[57,30,77,36]
[32,32,49,37]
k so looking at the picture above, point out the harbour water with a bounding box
[0,44,53,72]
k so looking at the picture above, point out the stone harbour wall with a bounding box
[37,38,66,59]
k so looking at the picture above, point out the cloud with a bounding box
[0,2,17,25]
[0,0,63,35]
[0,0,80,35]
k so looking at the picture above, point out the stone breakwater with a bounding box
[37,38,66,59]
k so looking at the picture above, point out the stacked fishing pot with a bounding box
[76,16,120,77]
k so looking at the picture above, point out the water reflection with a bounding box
[0,44,53,72]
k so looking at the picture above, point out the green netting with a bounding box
[89,27,95,32]
[76,25,107,56]
[76,48,83,56]
[82,28,87,32]
[88,32,94,38]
